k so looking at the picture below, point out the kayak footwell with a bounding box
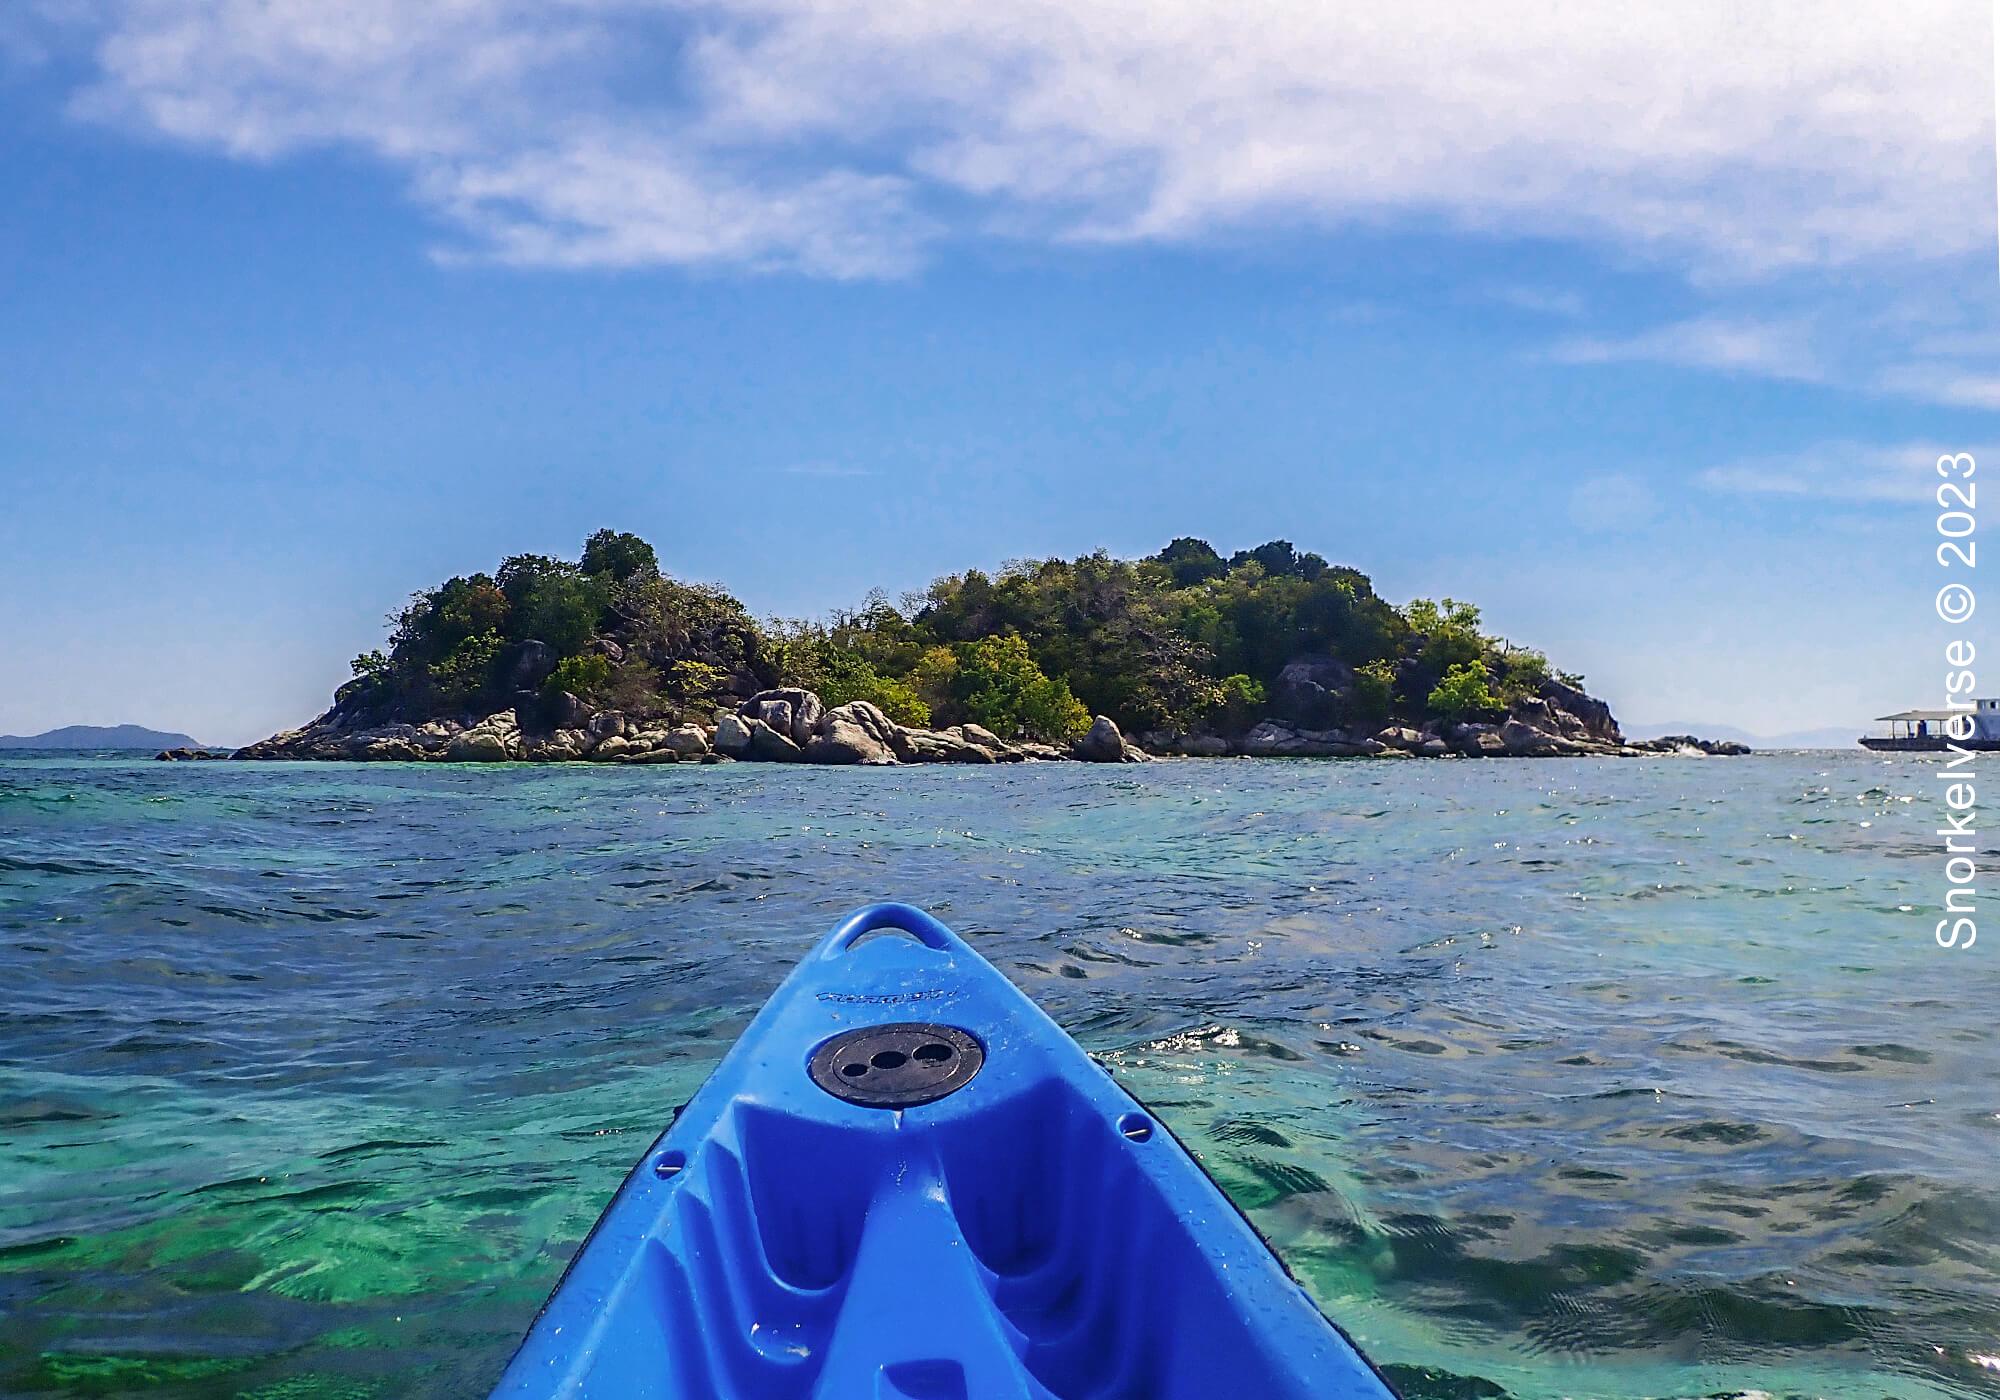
[496,903,1396,1399]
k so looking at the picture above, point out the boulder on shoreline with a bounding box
[231,679,1748,766]
[1075,715,1148,763]
[1625,733,1753,756]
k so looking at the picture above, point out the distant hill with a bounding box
[0,724,213,750]
[1624,720,1858,750]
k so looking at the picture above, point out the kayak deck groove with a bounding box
[495,902,1397,1399]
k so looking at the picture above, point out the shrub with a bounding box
[1350,660,1396,726]
[1496,646,1552,702]
[1154,536,1226,587]
[616,576,760,680]
[497,555,607,656]
[580,529,660,584]
[601,658,665,714]
[1428,660,1500,721]
[944,634,1089,741]
[1212,673,1265,731]
[542,654,611,702]
[430,630,503,710]
[860,675,931,728]
[819,664,931,728]
[664,660,732,708]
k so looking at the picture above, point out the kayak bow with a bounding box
[496,902,1396,1398]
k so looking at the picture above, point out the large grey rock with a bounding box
[448,728,513,762]
[507,639,555,692]
[713,713,754,756]
[1627,733,1751,756]
[590,734,638,761]
[446,709,520,761]
[587,711,627,741]
[524,730,587,761]
[943,724,1026,762]
[805,708,898,765]
[1240,721,1340,756]
[748,697,794,738]
[546,689,590,730]
[1075,715,1129,762]
[1238,721,1298,756]
[1138,730,1230,757]
[662,725,710,757]
[1273,653,1355,727]
[839,701,902,749]
[891,727,996,763]
[1455,723,1510,756]
[1376,726,1425,749]
[1239,719,1372,757]
[746,717,805,762]
[1539,677,1620,743]
[1500,719,1571,756]
[742,688,824,747]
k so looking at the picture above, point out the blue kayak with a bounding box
[495,903,1397,1398]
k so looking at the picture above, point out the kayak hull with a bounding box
[495,903,1396,1399]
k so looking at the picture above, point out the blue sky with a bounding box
[0,3,1995,745]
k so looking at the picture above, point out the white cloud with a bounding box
[1546,315,1826,382]
[1544,305,2000,411]
[37,0,1995,277]
[1875,365,2000,411]
[1699,441,1984,503]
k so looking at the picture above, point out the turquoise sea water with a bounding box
[1,750,1995,1399]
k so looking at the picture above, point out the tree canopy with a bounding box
[333,529,1580,741]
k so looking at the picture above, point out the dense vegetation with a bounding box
[336,530,1579,743]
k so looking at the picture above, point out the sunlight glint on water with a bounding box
[1,751,1995,1398]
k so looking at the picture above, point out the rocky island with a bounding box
[232,531,1746,766]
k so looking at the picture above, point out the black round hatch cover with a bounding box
[808,1023,984,1108]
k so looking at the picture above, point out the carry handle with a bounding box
[820,902,964,959]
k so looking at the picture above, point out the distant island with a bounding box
[234,530,1746,765]
[1626,720,1858,750]
[0,724,212,750]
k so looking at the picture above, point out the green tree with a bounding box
[1495,646,1551,702]
[431,630,504,710]
[1351,660,1396,726]
[542,653,611,702]
[1230,540,1301,577]
[320,527,1587,741]
[1155,536,1226,587]
[497,555,607,656]
[615,576,760,681]
[1428,660,1501,721]
[580,529,661,584]
[664,660,732,708]
[1212,673,1266,731]
[940,634,1088,741]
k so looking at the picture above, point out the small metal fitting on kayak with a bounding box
[808,1023,984,1108]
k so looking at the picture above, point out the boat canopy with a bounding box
[1875,709,1958,722]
